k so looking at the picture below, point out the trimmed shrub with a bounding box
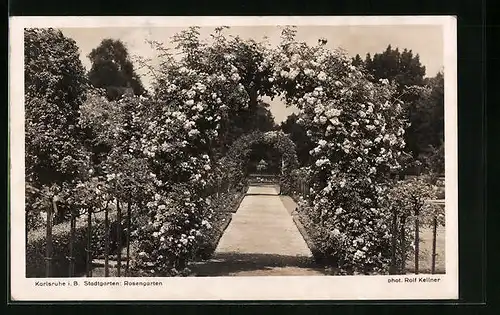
[26,210,118,278]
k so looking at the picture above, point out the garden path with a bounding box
[190,184,326,276]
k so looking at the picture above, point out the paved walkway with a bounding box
[190,185,325,276]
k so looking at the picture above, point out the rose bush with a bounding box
[267,27,409,274]
[128,28,260,274]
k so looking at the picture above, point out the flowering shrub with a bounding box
[267,27,409,274]
[127,28,259,274]
[131,185,212,276]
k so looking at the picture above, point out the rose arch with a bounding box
[218,130,298,195]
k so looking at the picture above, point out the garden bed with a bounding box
[193,187,247,261]
[214,188,247,213]
[281,195,331,267]
[286,193,446,275]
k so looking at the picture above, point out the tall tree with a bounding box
[226,101,278,146]
[351,54,364,67]
[412,72,445,173]
[280,113,314,166]
[87,39,147,100]
[25,28,89,187]
[364,45,426,91]
[363,45,429,162]
[25,28,89,226]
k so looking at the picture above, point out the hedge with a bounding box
[26,210,118,278]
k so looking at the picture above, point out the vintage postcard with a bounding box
[10,16,458,301]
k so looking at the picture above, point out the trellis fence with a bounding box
[26,179,246,278]
[290,175,445,275]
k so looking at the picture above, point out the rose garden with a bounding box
[24,26,446,277]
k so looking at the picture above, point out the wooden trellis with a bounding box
[28,186,133,278]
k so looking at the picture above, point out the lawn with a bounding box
[405,225,446,274]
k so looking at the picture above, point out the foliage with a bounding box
[382,176,441,272]
[24,28,90,227]
[142,26,278,152]
[126,27,260,274]
[413,72,445,173]
[269,27,408,274]
[354,46,441,162]
[360,45,426,89]
[281,113,315,166]
[25,26,445,277]
[24,28,89,186]
[87,39,147,100]
[290,166,313,200]
[130,185,212,276]
[26,210,114,277]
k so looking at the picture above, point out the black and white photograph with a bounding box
[10,16,458,300]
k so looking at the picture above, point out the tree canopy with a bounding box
[281,113,314,166]
[88,39,147,100]
[24,28,89,187]
[356,45,426,89]
[352,45,443,167]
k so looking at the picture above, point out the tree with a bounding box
[88,39,147,100]
[24,28,89,225]
[412,72,445,173]
[24,28,89,186]
[363,45,429,162]
[351,54,364,67]
[228,101,277,146]
[362,45,426,93]
[281,113,314,166]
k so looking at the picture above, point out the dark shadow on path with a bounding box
[189,252,327,276]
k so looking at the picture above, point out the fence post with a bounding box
[125,201,131,276]
[116,199,122,277]
[400,217,407,273]
[45,196,55,277]
[389,209,398,275]
[104,204,110,277]
[431,214,438,274]
[414,208,420,275]
[68,207,76,277]
[86,207,92,277]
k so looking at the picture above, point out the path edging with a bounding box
[291,213,320,262]
[214,214,233,245]
[288,194,322,264]
[230,189,247,213]
[210,187,247,253]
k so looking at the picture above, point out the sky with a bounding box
[60,25,444,123]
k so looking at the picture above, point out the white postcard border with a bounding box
[9,15,458,301]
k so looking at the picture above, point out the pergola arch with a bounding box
[220,130,298,194]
